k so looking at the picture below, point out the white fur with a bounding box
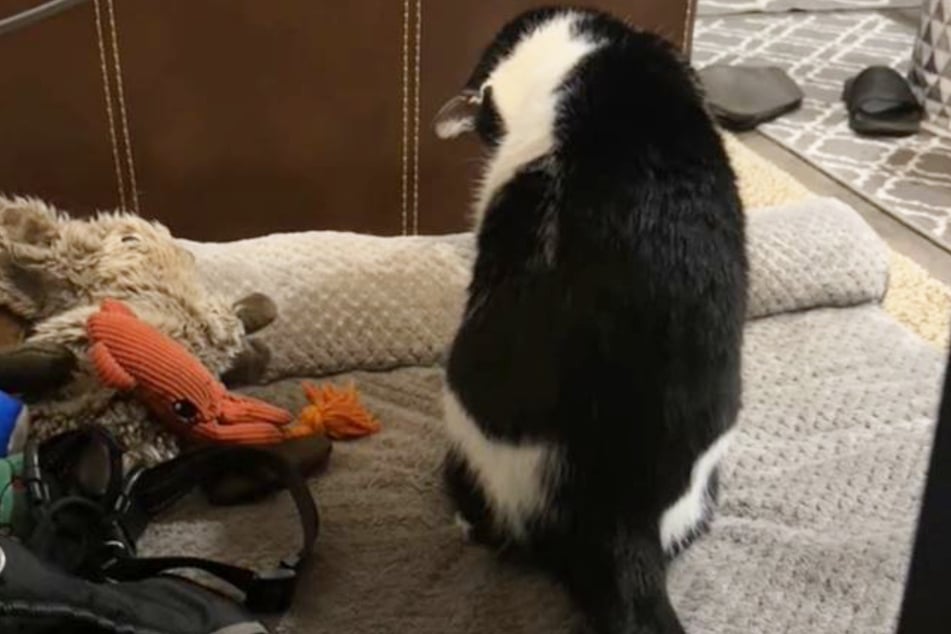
[660,430,736,553]
[435,115,476,140]
[473,11,601,224]
[443,388,558,539]
[453,512,474,541]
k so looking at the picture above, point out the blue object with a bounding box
[0,390,28,457]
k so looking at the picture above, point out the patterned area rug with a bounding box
[694,10,951,252]
[698,0,920,16]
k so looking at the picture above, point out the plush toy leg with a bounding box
[233,293,277,335]
[221,339,271,388]
[199,434,333,506]
[0,342,77,397]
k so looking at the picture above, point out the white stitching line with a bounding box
[400,0,410,235]
[92,0,126,211]
[105,0,140,215]
[412,0,422,235]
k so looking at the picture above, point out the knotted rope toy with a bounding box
[295,382,381,440]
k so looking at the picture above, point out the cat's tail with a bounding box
[560,529,685,634]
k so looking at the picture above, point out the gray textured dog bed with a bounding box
[144,197,942,633]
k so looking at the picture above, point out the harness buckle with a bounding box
[245,566,297,613]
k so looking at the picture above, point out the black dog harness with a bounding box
[2,426,319,633]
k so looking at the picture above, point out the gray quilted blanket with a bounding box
[183,197,889,380]
[146,197,942,633]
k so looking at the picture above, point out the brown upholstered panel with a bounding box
[116,1,405,239]
[0,0,118,213]
[0,0,697,240]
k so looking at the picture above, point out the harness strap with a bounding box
[109,445,319,613]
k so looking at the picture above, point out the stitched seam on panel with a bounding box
[105,0,140,214]
[92,0,126,210]
[401,0,411,235]
[412,0,422,235]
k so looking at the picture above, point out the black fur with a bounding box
[444,8,747,634]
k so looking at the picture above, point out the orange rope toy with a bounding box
[290,382,382,440]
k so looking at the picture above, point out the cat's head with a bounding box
[434,7,600,148]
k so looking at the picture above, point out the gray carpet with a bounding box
[693,9,951,252]
[698,0,921,16]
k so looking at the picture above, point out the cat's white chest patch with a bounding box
[443,387,557,539]
[659,430,735,553]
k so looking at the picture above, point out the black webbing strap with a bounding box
[896,343,951,632]
[106,446,319,614]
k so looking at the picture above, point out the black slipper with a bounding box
[842,66,923,137]
[699,65,804,131]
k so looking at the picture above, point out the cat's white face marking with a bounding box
[473,12,600,225]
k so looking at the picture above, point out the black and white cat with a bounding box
[435,7,747,634]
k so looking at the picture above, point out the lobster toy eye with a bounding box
[171,399,199,423]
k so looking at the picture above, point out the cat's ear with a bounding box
[434,89,481,139]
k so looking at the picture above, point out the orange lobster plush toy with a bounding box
[87,299,294,444]
[86,299,382,446]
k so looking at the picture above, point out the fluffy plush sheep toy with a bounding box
[0,196,277,463]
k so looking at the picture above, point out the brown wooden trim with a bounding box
[682,0,698,57]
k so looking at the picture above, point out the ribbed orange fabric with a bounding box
[87,299,293,445]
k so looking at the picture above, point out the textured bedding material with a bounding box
[140,305,943,633]
[140,195,948,633]
[183,197,888,381]
[183,232,471,380]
